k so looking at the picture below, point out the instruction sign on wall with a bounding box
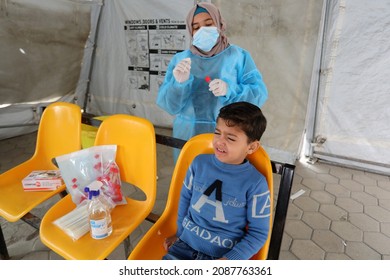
[124,18,188,97]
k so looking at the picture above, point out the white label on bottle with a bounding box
[90,218,108,239]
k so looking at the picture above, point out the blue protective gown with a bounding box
[157,44,268,146]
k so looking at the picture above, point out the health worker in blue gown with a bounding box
[156,2,268,160]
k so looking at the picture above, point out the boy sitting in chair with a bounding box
[163,101,271,260]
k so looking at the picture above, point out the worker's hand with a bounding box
[163,235,178,251]
[173,58,191,83]
[209,79,227,96]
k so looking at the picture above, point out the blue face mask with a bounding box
[192,26,219,52]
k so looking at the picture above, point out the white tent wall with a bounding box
[218,0,323,163]
[0,0,95,140]
[85,0,324,164]
[305,0,390,174]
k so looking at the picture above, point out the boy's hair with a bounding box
[217,102,267,143]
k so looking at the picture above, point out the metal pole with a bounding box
[82,1,104,112]
[0,224,9,260]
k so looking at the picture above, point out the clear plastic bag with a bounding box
[55,145,126,206]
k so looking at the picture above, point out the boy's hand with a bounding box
[163,236,178,251]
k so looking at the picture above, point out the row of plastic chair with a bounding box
[0,101,274,260]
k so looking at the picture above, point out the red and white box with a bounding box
[22,170,64,191]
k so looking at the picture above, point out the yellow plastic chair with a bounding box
[81,116,109,149]
[39,114,157,259]
[128,133,274,260]
[0,102,81,258]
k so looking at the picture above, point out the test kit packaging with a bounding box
[22,170,64,191]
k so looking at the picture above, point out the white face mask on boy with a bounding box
[192,26,219,52]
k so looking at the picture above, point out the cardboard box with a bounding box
[22,170,64,191]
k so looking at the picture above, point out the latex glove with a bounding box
[209,79,227,96]
[173,58,191,83]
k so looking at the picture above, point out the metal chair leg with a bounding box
[0,224,10,260]
[124,235,131,258]
[267,163,295,260]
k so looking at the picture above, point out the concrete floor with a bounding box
[1,128,390,260]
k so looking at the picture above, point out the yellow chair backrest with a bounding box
[35,102,82,163]
[129,133,273,260]
[94,114,157,216]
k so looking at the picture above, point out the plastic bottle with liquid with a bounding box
[98,190,114,237]
[87,188,112,239]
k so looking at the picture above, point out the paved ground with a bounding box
[1,128,390,260]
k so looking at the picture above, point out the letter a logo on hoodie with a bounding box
[192,179,228,223]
